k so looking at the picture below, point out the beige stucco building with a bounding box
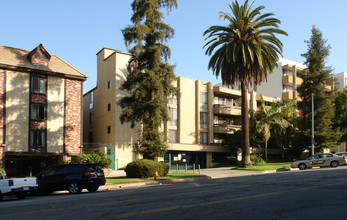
[83,48,280,170]
[249,58,306,104]
[334,72,347,92]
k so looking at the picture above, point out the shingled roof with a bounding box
[0,44,87,80]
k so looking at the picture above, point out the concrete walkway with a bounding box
[108,167,280,179]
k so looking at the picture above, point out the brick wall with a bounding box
[65,79,82,154]
[30,49,49,67]
[0,69,5,168]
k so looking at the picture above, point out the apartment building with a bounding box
[334,72,347,92]
[250,58,306,103]
[0,44,86,176]
[83,48,279,170]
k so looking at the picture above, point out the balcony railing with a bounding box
[213,124,242,134]
[213,104,241,116]
[282,75,293,85]
[282,91,293,101]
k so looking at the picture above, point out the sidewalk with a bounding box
[100,167,287,191]
[107,167,287,179]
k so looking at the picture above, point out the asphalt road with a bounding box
[1,166,347,220]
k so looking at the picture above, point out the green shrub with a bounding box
[125,159,169,178]
[72,152,112,169]
[251,155,266,165]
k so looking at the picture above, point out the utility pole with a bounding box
[312,93,315,156]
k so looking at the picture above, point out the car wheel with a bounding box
[298,163,306,170]
[0,192,3,201]
[330,161,339,168]
[68,181,82,194]
[15,192,27,199]
[87,185,99,192]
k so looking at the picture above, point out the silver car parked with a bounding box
[291,153,346,170]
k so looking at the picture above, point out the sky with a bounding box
[1,0,346,93]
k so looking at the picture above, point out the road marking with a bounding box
[99,180,347,219]
[0,173,344,218]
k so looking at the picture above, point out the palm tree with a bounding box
[203,0,287,167]
[253,95,295,161]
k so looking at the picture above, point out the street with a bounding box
[1,166,347,219]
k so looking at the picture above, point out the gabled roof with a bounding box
[0,44,87,80]
[28,44,51,60]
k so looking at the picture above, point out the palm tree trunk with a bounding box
[240,82,252,167]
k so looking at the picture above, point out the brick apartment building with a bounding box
[0,44,86,176]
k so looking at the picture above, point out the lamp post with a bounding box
[312,93,314,156]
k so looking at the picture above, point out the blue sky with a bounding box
[1,0,346,93]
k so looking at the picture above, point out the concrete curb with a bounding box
[100,176,212,191]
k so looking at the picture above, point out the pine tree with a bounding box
[334,89,347,142]
[119,0,177,159]
[296,26,341,153]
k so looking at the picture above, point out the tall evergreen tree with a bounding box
[203,0,287,167]
[334,89,347,142]
[296,26,341,153]
[119,0,177,159]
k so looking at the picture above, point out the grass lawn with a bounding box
[106,172,207,185]
[233,163,292,171]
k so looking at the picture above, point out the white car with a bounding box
[335,152,347,164]
[291,153,346,170]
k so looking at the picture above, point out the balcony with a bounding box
[213,124,241,134]
[282,91,293,101]
[282,75,293,85]
[213,104,241,116]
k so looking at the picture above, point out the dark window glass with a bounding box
[31,131,45,147]
[31,104,45,120]
[107,126,111,134]
[108,103,111,111]
[32,77,46,94]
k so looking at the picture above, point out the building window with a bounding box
[89,92,94,109]
[31,104,45,120]
[107,126,111,134]
[169,107,178,126]
[200,132,208,145]
[108,103,111,111]
[31,131,45,147]
[168,92,178,105]
[169,130,178,143]
[200,92,208,108]
[200,112,208,129]
[108,80,112,88]
[31,77,46,94]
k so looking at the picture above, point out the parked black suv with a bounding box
[37,164,106,194]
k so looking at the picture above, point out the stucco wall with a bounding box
[5,71,29,152]
[0,69,5,168]
[179,77,198,144]
[47,76,65,153]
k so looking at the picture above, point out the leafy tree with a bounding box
[119,0,177,159]
[252,95,295,161]
[334,89,347,142]
[296,26,342,153]
[203,0,287,167]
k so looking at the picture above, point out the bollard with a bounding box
[176,164,178,172]
[198,164,201,174]
[193,163,195,173]
[185,164,187,173]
